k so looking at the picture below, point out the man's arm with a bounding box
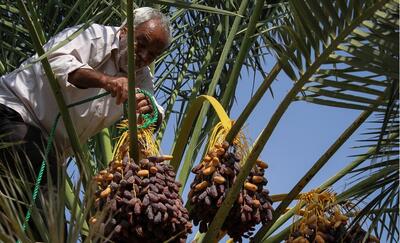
[68,68,108,89]
[68,68,128,105]
[68,68,154,113]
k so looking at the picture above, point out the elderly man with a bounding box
[0,7,170,183]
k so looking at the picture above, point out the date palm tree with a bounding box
[0,0,398,242]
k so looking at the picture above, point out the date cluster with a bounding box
[188,141,273,242]
[93,156,192,243]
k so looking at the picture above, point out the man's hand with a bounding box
[68,69,153,114]
[103,76,129,105]
[104,77,153,114]
[136,92,153,114]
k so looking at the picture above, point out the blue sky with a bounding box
[156,57,374,241]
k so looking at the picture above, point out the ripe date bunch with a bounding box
[93,155,192,243]
[188,141,273,242]
[285,191,380,243]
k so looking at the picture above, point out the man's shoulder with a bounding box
[87,23,119,33]
[54,23,119,40]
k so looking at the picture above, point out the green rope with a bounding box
[18,89,158,241]
[136,89,159,129]
[19,114,60,232]
[17,92,109,242]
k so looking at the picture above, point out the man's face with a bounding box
[119,18,170,71]
[135,18,169,68]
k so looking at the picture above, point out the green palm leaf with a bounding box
[0,0,398,242]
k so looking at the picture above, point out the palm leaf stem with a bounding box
[97,128,113,165]
[126,0,139,161]
[225,62,281,143]
[25,1,46,43]
[219,0,265,109]
[203,2,389,242]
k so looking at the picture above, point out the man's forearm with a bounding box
[69,68,160,117]
[68,68,109,89]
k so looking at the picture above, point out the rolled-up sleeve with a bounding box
[43,25,104,88]
[48,54,93,88]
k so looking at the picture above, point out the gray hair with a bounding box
[121,7,172,45]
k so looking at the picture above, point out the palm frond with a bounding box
[250,0,398,241]
[269,1,399,112]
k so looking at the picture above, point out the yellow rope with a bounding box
[137,127,158,156]
[112,119,159,161]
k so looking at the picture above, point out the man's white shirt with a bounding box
[0,24,163,153]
